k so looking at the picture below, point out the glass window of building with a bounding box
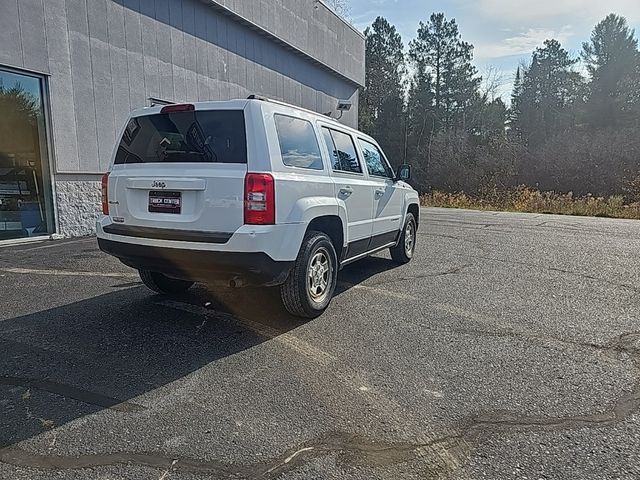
[0,68,54,240]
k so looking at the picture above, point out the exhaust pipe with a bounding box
[229,276,245,288]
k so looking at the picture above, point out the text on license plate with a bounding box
[149,191,181,214]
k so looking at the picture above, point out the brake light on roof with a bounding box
[101,173,109,215]
[244,173,275,225]
[160,103,195,113]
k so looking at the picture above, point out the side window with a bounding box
[274,114,323,170]
[358,139,394,178]
[321,127,362,174]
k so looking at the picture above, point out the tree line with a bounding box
[359,13,640,199]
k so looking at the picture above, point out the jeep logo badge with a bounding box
[152,181,166,188]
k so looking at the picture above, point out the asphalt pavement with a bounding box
[1,207,639,479]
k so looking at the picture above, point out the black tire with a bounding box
[390,212,416,264]
[280,231,338,318]
[139,270,194,294]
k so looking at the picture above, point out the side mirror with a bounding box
[396,164,411,182]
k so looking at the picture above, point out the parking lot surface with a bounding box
[1,207,639,479]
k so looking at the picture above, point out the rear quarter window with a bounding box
[274,114,323,170]
[114,110,247,164]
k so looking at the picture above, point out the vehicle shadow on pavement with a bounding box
[0,256,398,451]
[0,284,301,450]
[336,255,401,294]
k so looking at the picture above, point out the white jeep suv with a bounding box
[97,97,420,318]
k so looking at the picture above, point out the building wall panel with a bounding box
[0,0,364,236]
[18,0,49,73]
[0,0,23,68]
[66,0,100,172]
[43,0,80,172]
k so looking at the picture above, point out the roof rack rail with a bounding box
[246,94,333,119]
[148,97,175,107]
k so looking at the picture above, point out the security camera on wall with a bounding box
[337,100,352,112]
[335,99,352,119]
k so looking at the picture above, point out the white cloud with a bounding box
[469,0,640,23]
[475,25,574,60]
[350,9,384,32]
[350,0,640,102]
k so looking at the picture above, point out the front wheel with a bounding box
[139,270,194,294]
[280,231,338,318]
[390,213,416,264]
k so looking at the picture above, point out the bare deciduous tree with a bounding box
[480,65,506,102]
[319,0,351,20]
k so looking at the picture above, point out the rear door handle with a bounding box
[374,188,385,198]
[340,186,354,196]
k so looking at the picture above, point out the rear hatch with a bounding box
[107,105,248,239]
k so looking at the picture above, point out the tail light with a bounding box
[101,173,109,215]
[160,103,195,113]
[244,173,275,225]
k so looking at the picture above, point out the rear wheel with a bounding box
[139,270,194,294]
[390,213,416,264]
[280,231,338,318]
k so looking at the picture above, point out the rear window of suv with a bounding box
[114,110,247,164]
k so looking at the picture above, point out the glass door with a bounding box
[0,67,55,240]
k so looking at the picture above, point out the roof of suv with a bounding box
[128,98,374,144]
[129,99,250,118]
[251,98,368,139]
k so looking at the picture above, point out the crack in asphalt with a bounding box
[548,266,640,292]
[429,220,502,229]
[0,431,469,479]
[417,231,495,255]
[0,376,146,413]
[468,332,640,432]
[432,324,605,355]
[418,232,461,240]
[368,264,472,287]
[1,331,638,478]
[466,254,640,293]
[425,304,613,356]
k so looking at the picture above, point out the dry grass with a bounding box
[421,186,640,219]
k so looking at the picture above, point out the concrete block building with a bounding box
[0,0,365,240]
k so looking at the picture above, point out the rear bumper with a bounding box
[97,238,293,286]
[96,217,307,262]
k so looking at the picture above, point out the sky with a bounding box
[348,0,640,100]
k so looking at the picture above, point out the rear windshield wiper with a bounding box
[161,150,215,162]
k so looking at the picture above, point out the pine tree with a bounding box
[514,39,584,147]
[582,13,640,127]
[359,16,406,166]
[405,68,435,183]
[408,13,480,133]
[509,67,523,136]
